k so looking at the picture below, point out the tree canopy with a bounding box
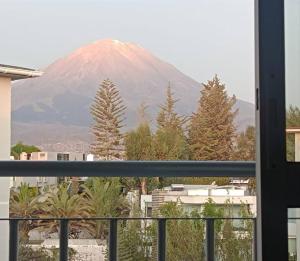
[90,79,126,160]
[11,142,40,160]
[189,75,237,160]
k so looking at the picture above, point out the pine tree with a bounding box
[90,79,126,160]
[153,83,188,160]
[189,75,237,160]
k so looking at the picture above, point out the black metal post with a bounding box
[109,219,117,261]
[206,219,215,261]
[158,218,166,261]
[253,219,257,261]
[59,219,69,261]
[9,219,19,261]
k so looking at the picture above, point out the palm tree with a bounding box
[10,183,40,240]
[82,177,129,238]
[38,184,93,238]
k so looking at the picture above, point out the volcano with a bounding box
[12,39,254,151]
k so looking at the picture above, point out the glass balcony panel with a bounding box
[285,0,300,162]
[288,208,300,260]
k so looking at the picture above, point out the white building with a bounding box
[141,184,257,218]
[14,151,86,187]
[0,64,42,260]
[20,151,86,161]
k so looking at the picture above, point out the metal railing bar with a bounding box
[0,217,256,221]
[9,219,19,261]
[158,218,166,261]
[0,161,255,177]
[206,219,215,261]
[253,218,257,261]
[6,217,256,261]
[59,219,69,261]
[109,219,117,261]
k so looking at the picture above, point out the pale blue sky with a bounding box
[0,0,254,103]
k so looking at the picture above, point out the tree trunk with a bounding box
[141,178,147,195]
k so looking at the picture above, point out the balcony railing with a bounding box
[0,161,257,260]
[4,217,257,261]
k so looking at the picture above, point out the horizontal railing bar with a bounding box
[0,217,257,221]
[0,161,255,177]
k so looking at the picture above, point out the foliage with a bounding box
[126,123,153,161]
[153,84,188,160]
[10,183,40,240]
[125,117,159,194]
[117,219,153,261]
[37,184,92,238]
[11,142,40,160]
[91,79,126,160]
[233,125,256,192]
[83,177,129,238]
[156,202,205,261]
[150,199,253,261]
[189,75,237,160]
[234,126,255,161]
[216,201,253,261]
[18,245,76,261]
[125,121,153,194]
[151,84,189,188]
[165,177,230,186]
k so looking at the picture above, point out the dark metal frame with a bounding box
[0,161,255,177]
[6,217,257,261]
[0,160,255,260]
[254,0,300,260]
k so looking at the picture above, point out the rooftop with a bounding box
[0,64,43,81]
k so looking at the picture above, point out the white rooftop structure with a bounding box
[0,64,43,80]
[141,184,256,218]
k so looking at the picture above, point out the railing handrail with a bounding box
[3,216,256,221]
[8,216,257,261]
[0,160,256,177]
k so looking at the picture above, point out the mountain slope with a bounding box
[12,39,254,150]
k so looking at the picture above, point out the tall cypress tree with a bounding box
[189,75,237,160]
[153,83,188,160]
[90,79,126,160]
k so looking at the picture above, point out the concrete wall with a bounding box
[0,77,11,160]
[0,76,12,260]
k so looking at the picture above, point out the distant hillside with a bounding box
[12,39,254,151]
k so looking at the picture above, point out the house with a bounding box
[141,184,256,218]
